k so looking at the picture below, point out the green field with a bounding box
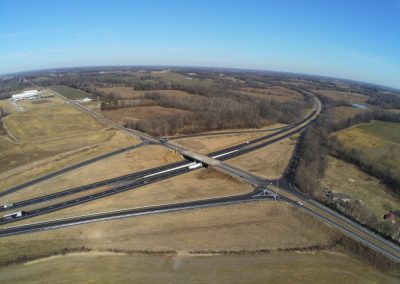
[334,120,400,178]
[147,71,213,87]
[48,85,90,99]
[356,120,400,143]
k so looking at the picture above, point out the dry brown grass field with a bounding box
[97,87,145,99]
[6,168,252,226]
[321,156,400,219]
[97,87,192,99]
[0,99,16,114]
[333,106,368,122]
[0,250,396,284]
[102,106,190,125]
[0,145,181,203]
[0,131,137,193]
[228,136,296,179]
[172,131,277,154]
[239,86,303,102]
[0,93,139,193]
[315,90,368,103]
[0,202,339,265]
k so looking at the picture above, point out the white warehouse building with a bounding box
[11,90,40,101]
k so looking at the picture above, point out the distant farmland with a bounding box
[48,85,90,100]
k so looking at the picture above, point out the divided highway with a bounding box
[166,124,291,140]
[1,94,399,263]
[0,98,319,212]
[0,122,304,223]
[0,141,148,198]
[0,160,189,213]
[0,162,201,225]
[0,189,279,238]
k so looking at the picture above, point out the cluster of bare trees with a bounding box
[332,110,400,132]
[334,235,400,274]
[296,107,400,194]
[296,108,400,196]
[367,95,400,109]
[326,197,399,242]
[295,105,400,242]
[0,77,33,99]
[122,90,308,135]
[332,144,400,191]
[295,110,332,196]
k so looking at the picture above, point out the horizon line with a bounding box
[1,64,399,92]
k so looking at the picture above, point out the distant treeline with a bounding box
[0,78,33,99]
[332,109,400,131]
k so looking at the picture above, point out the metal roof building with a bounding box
[11,90,40,100]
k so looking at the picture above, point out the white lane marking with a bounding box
[211,149,240,159]
[142,162,196,179]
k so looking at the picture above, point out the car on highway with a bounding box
[2,203,14,209]
[296,201,303,206]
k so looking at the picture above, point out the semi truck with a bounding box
[188,163,203,170]
[3,211,28,220]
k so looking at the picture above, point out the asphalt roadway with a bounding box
[0,141,148,198]
[166,124,291,140]
[0,160,189,213]
[0,189,281,238]
[0,115,305,222]
[0,91,317,200]
[0,100,318,212]
[1,94,399,263]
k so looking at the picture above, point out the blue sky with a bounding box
[0,0,399,88]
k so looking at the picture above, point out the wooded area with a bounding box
[295,102,400,241]
[100,86,311,135]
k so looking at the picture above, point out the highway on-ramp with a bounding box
[0,97,320,213]
[0,188,280,238]
[0,141,148,198]
[2,93,399,263]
